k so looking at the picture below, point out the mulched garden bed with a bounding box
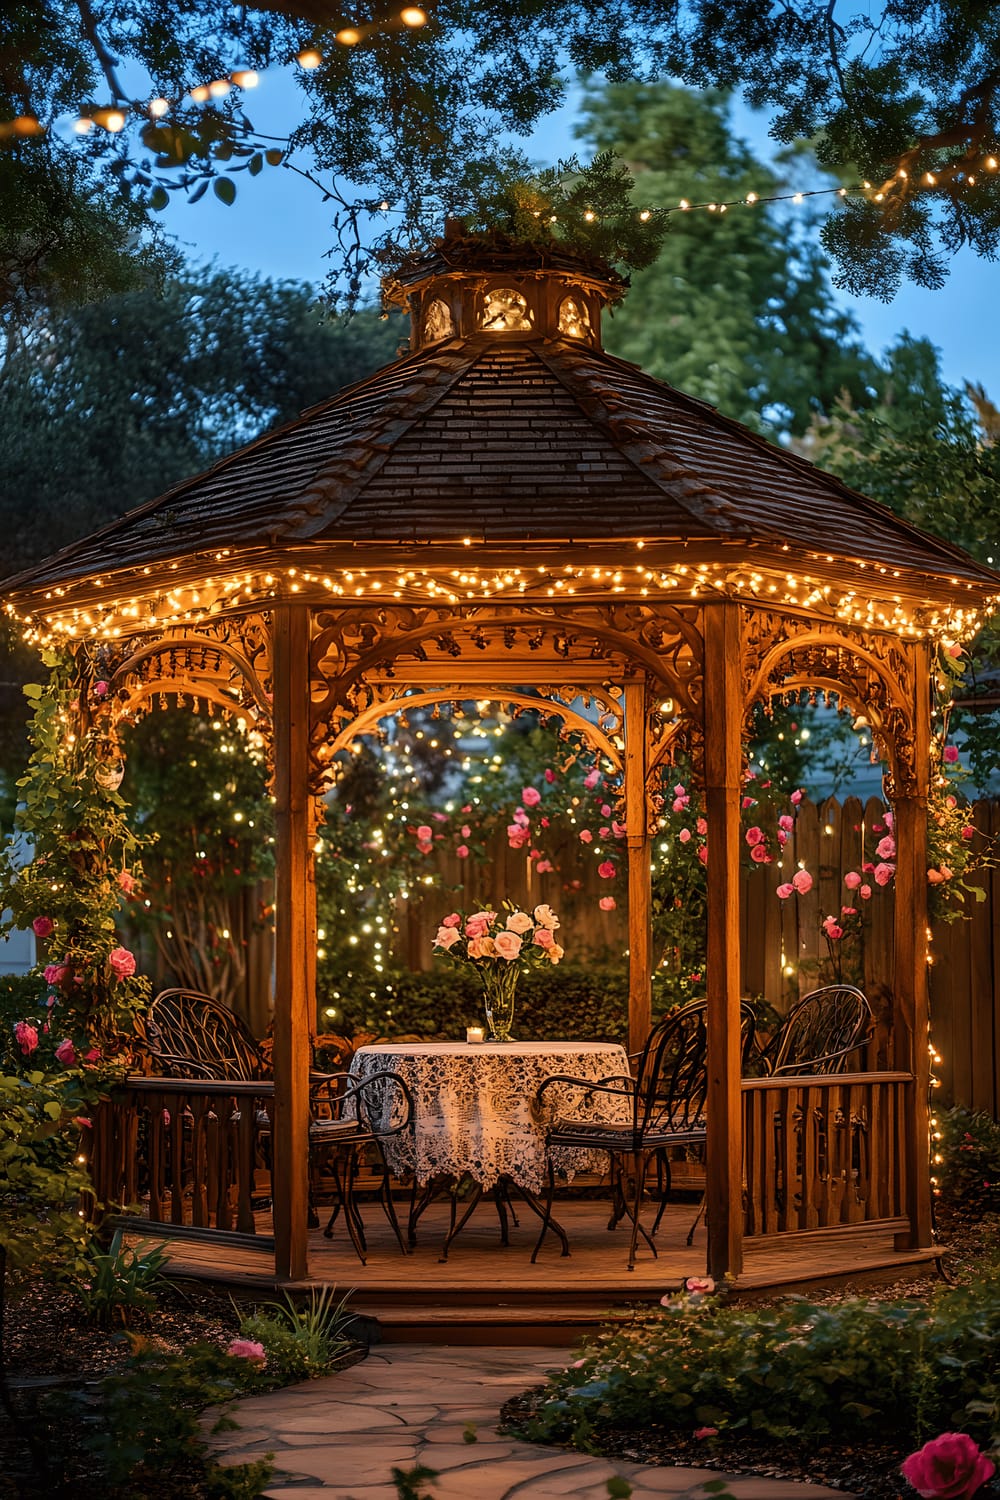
[500,1210,1000,1500]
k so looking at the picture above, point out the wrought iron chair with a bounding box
[760,985,873,1076]
[136,988,413,1261]
[531,999,755,1271]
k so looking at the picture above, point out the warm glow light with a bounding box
[232,69,259,88]
[148,96,170,117]
[297,48,323,67]
[400,6,427,24]
[336,27,361,44]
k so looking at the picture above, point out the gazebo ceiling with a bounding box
[3,237,998,645]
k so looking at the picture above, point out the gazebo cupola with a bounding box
[383,228,627,352]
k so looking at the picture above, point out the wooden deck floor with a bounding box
[132,1191,941,1341]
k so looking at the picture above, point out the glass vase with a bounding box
[482,962,519,1042]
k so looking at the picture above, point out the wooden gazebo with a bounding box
[5,230,999,1287]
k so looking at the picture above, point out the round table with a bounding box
[349,1039,631,1194]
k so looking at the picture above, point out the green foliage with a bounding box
[76,1229,170,1327]
[391,1465,440,1500]
[0,649,151,1051]
[937,1106,1000,1214]
[43,1339,274,1496]
[0,1067,95,1280]
[578,84,881,435]
[513,1263,1000,1452]
[237,1285,355,1382]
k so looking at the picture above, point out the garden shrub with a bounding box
[937,1105,1000,1215]
[236,1285,356,1383]
[511,1270,1000,1452]
[76,1229,170,1327]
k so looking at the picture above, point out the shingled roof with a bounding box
[5,327,998,610]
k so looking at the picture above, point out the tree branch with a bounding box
[74,0,128,103]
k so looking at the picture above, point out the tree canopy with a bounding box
[2,2,999,310]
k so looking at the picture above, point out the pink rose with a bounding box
[841,906,857,916]
[465,911,495,939]
[778,814,794,831]
[844,870,862,890]
[860,883,873,900]
[521,786,541,807]
[790,789,803,805]
[947,643,963,658]
[679,828,692,844]
[672,796,687,812]
[597,861,616,879]
[584,768,600,789]
[533,904,560,928]
[694,1426,719,1440]
[513,808,530,826]
[31,916,54,938]
[460,824,471,838]
[434,925,461,949]
[117,871,136,895]
[750,845,770,863]
[442,913,461,927]
[74,1117,92,1129]
[962,826,974,841]
[776,882,794,898]
[945,795,957,809]
[494,930,522,960]
[506,911,534,934]
[417,840,433,854]
[598,896,616,911]
[534,927,555,949]
[943,745,960,764]
[536,859,554,873]
[601,803,612,817]
[432,811,448,823]
[696,817,708,835]
[822,917,844,941]
[54,1038,76,1066]
[874,862,895,886]
[745,826,764,847]
[544,768,556,783]
[876,835,897,860]
[92,680,108,699]
[612,821,627,838]
[599,826,610,838]
[777,830,788,846]
[226,1338,267,1366]
[697,845,708,864]
[416,824,432,841]
[927,868,946,885]
[685,1275,715,1295]
[13,1021,38,1056]
[456,844,469,858]
[578,829,593,844]
[84,1047,101,1064]
[901,1433,994,1500]
[791,869,813,894]
[741,795,755,810]
[44,962,69,988]
[108,946,137,979]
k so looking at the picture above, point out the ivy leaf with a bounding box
[149,186,169,211]
[214,177,236,206]
[248,153,263,177]
[264,148,283,166]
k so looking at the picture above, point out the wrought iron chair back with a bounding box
[637,998,757,1133]
[764,985,872,1076]
[139,988,266,1082]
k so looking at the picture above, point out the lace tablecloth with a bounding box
[350,1040,631,1193]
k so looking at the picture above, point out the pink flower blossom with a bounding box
[44,963,69,988]
[672,797,687,812]
[465,912,495,939]
[598,897,616,911]
[597,860,616,879]
[822,917,844,942]
[512,807,530,827]
[741,796,755,810]
[506,911,534,934]
[74,1117,92,1129]
[697,845,708,864]
[778,814,794,831]
[584,768,600,789]
[507,824,530,848]
[776,882,795,899]
[31,916,54,938]
[544,768,556,783]
[750,845,770,863]
[943,745,960,764]
[745,826,765,847]
[962,826,975,841]
[117,871,136,895]
[599,825,610,838]
[434,925,462,949]
[417,840,433,854]
[696,817,708,836]
[601,803,612,818]
[790,789,803,805]
[884,810,894,829]
[841,906,857,917]
[13,1021,37,1056]
[456,844,469,859]
[536,859,553,873]
[92,680,108,699]
[578,829,593,844]
[533,904,559,929]
[679,828,692,844]
[860,883,873,900]
[416,824,433,841]
[458,824,472,839]
[54,1038,76,1067]
[612,820,627,838]
[442,913,461,927]
[844,871,862,890]
[695,1426,719,1440]
[494,930,522,961]
[777,830,788,846]
[947,643,963,659]
[901,1432,994,1500]
[226,1339,267,1366]
[84,1048,101,1064]
[791,869,813,894]
[534,927,555,950]
[685,1275,715,1295]
[876,835,897,860]
[108,946,137,979]
[874,862,895,887]
[945,795,957,810]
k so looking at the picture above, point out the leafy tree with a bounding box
[579,84,881,434]
[2,3,999,306]
[806,336,1000,787]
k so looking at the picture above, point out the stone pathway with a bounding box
[211,1343,851,1499]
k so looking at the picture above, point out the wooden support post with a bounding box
[703,603,744,1281]
[271,604,313,1282]
[624,677,653,1059]
[892,644,933,1250]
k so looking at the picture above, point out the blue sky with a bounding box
[158,73,996,398]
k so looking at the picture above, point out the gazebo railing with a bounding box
[742,1071,913,1237]
[90,1076,273,1237]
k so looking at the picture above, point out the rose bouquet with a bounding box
[432,902,564,1040]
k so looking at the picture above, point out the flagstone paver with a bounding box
[210,1344,855,1499]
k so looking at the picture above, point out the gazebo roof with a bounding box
[4,243,998,640]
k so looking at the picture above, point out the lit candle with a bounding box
[466,1026,485,1044]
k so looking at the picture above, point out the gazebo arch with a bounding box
[4,228,998,1285]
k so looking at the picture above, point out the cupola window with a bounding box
[481,287,532,331]
[558,296,592,340]
[423,298,454,342]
